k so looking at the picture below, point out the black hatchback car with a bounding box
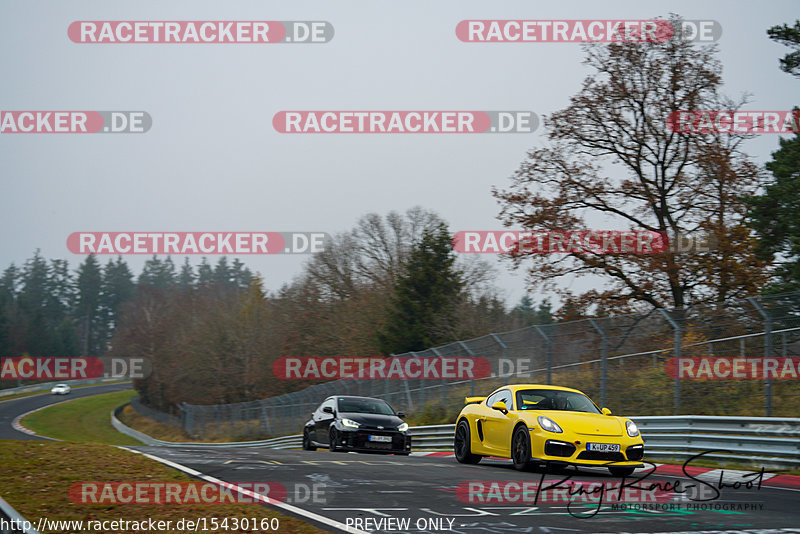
[302,395,411,454]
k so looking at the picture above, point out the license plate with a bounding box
[587,443,620,453]
[368,435,392,442]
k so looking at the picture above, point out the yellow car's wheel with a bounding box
[454,420,481,464]
[512,426,533,471]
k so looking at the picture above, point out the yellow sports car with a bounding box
[454,384,644,476]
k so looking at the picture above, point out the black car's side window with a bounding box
[319,398,335,415]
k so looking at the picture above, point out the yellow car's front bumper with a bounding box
[529,429,645,468]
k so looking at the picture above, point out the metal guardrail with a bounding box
[112,405,303,448]
[0,377,128,399]
[0,495,38,534]
[113,408,800,467]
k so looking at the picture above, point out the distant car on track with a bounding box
[50,383,71,395]
[454,384,644,476]
[303,395,411,454]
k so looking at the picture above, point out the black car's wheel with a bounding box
[329,428,342,452]
[609,466,636,477]
[454,420,481,464]
[512,426,533,471]
[302,430,316,451]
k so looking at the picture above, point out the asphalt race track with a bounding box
[129,445,800,534]
[3,385,799,533]
[0,382,132,440]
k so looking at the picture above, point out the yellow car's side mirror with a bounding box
[491,402,508,414]
[601,407,612,415]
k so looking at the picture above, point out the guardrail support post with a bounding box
[658,308,681,414]
[588,318,608,408]
[431,348,447,410]
[748,297,773,417]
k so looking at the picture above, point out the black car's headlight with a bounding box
[537,416,563,433]
[626,420,640,437]
[397,422,408,432]
[341,418,361,428]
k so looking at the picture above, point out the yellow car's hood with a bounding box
[533,411,625,436]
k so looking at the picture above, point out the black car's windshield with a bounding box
[516,389,600,414]
[338,398,395,415]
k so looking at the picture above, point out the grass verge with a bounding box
[0,441,324,534]
[117,405,240,443]
[21,390,142,445]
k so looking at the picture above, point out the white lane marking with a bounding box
[120,447,370,534]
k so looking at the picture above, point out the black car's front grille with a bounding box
[344,430,410,451]
[626,445,644,461]
[577,450,626,462]
[545,440,576,457]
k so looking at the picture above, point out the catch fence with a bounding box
[151,291,800,439]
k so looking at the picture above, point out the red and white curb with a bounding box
[10,399,72,440]
[410,452,800,490]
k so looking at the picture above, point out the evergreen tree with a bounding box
[178,258,196,290]
[378,223,463,354]
[76,255,103,355]
[100,257,136,345]
[139,256,176,288]
[214,257,231,287]
[746,130,800,292]
[767,19,800,78]
[197,258,214,286]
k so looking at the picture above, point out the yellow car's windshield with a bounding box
[516,389,600,414]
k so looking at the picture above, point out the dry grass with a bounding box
[0,441,325,534]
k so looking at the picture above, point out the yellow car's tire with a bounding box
[454,420,481,464]
[512,426,534,471]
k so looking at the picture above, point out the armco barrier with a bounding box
[0,377,128,399]
[112,408,800,467]
[0,494,39,534]
[111,405,303,448]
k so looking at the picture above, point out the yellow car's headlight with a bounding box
[537,416,563,433]
[626,420,639,437]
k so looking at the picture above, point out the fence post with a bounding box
[658,308,681,415]
[458,341,477,396]
[588,318,608,408]
[533,325,552,385]
[747,297,773,417]
[431,347,447,410]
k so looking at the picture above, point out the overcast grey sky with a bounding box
[1,1,797,308]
